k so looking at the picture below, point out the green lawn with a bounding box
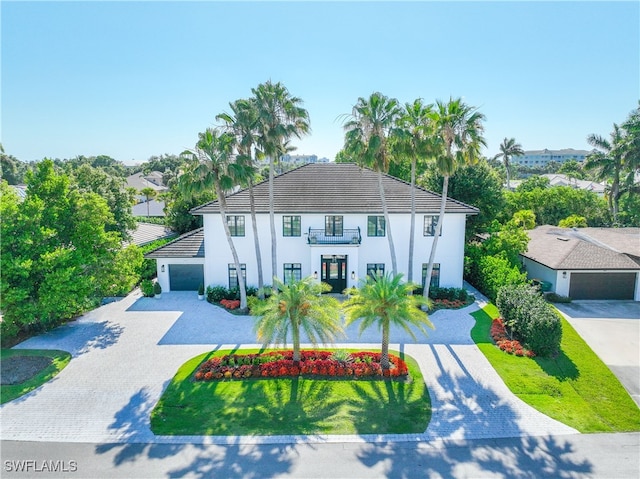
[471,305,640,432]
[1,349,71,404]
[151,349,431,436]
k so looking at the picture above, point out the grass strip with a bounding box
[471,304,640,432]
[1,349,71,404]
[151,348,431,436]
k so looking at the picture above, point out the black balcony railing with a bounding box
[307,227,361,245]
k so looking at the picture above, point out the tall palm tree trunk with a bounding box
[248,179,264,298]
[423,175,449,300]
[408,156,416,282]
[381,319,390,370]
[378,171,397,274]
[215,182,248,311]
[505,157,511,190]
[291,316,301,362]
[269,155,277,290]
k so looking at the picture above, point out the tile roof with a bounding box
[522,225,640,270]
[129,223,176,247]
[132,199,166,217]
[144,228,204,259]
[191,163,478,215]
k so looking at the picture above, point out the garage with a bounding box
[168,264,204,291]
[569,272,636,300]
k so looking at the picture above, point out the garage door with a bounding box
[569,272,636,300]
[169,264,204,291]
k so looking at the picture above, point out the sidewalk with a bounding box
[0,289,577,444]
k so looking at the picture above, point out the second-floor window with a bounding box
[367,216,385,237]
[325,215,343,236]
[283,215,301,236]
[227,215,245,236]
[424,215,441,236]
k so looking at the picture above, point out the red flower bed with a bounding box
[220,299,241,310]
[490,318,535,358]
[194,350,409,381]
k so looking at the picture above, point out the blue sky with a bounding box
[2,1,638,165]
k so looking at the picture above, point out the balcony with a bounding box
[307,227,361,245]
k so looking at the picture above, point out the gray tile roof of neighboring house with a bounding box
[191,163,478,215]
[144,228,204,258]
[132,199,166,217]
[522,225,640,270]
[126,172,168,192]
[129,223,176,247]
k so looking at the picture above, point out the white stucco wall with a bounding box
[202,211,469,290]
[521,257,560,292]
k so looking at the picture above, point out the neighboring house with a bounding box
[129,223,176,247]
[146,163,477,293]
[521,225,640,301]
[131,199,166,217]
[509,174,606,196]
[126,171,168,217]
[9,184,27,201]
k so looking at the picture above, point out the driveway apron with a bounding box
[0,290,577,444]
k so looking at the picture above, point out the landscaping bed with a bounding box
[151,348,430,436]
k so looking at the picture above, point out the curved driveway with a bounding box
[0,289,577,444]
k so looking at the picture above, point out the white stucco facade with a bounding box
[202,211,468,291]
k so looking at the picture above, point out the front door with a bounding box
[321,255,347,293]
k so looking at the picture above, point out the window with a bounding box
[228,263,246,289]
[367,216,385,237]
[283,263,302,284]
[366,263,385,278]
[325,216,343,236]
[421,263,440,289]
[282,216,301,237]
[227,215,245,236]
[424,215,441,236]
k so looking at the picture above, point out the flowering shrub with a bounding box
[220,299,241,310]
[490,318,535,358]
[194,350,409,381]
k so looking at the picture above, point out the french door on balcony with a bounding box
[321,254,347,293]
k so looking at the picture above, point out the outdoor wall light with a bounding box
[313,271,318,279]
[161,265,165,273]
[351,271,356,280]
[562,271,567,279]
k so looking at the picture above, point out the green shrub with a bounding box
[496,283,562,357]
[476,253,527,303]
[140,279,155,297]
[198,283,205,295]
[545,292,572,303]
[153,282,162,295]
[206,285,228,303]
[430,287,470,302]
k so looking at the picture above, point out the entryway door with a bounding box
[321,255,347,293]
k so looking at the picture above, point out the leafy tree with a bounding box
[493,137,524,190]
[558,214,588,228]
[394,99,435,282]
[516,175,550,192]
[343,273,433,370]
[164,186,214,234]
[1,162,137,343]
[419,159,505,238]
[252,277,343,362]
[423,97,486,299]
[557,160,586,180]
[0,145,29,185]
[252,81,310,287]
[181,129,248,311]
[343,92,402,274]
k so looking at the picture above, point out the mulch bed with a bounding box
[1,356,53,385]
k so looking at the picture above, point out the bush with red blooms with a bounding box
[220,299,241,310]
[194,350,409,381]
[490,318,536,358]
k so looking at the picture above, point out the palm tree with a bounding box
[180,128,248,311]
[493,137,524,190]
[343,92,402,274]
[139,187,157,217]
[423,97,486,300]
[217,98,266,297]
[395,99,435,282]
[252,81,310,287]
[252,276,343,362]
[585,124,626,222]
[343,272,433,370]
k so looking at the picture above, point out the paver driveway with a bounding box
[0,289,577,444]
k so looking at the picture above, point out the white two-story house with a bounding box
[146,163,478,293]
